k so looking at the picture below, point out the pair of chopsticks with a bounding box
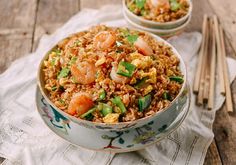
[193,15,233,112]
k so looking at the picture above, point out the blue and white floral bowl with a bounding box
[36,84,190,152]
[37,28,187,132]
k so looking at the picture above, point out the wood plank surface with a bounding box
[33,0,80,50]
[186,0,214,32]
[208,0,236,57]
[0,0,37,29]
[213,105,236,164]
[204,140,222,165]
[0,0,37,73]
[80,0,121,9]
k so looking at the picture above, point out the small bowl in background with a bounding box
[123,10,191,38]
[122,0,192,30]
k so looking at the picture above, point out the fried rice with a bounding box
[126,0,189,23]
[42,25,184,123]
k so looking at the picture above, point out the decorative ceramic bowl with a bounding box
[36,84,190,152]
[124,10,191,38]
[37,28,187,132]
[122,0,192,29]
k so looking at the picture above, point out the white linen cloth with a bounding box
[0,5,236,165]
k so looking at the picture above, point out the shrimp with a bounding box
[68,92,94,116]
[93,31,116,50]
[71,61,96,84]
[134,37,153,56]
[149,0,170,11]
[110,62,128,84]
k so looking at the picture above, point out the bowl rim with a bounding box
[123,8,191,33]
[122,0,193,27]
[35,84,191,153]
[37,26,187,127]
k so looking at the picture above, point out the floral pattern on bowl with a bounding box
[36,84,191,152]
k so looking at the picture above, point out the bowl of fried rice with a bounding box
[123,0,192,30]
[37,25,188,131]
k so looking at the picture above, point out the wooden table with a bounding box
[0,0,235,164]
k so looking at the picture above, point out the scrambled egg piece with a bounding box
[166,69,174,76]
[130,52,153,69]
[129,52,143,60]
[138,67,157,83]
[130,77,137,84]
[49,52,56,59]
[144,85,153,95]
[103,113,120,123]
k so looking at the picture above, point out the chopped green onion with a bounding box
[127,34,138,44]
[51,86,57,91]
[170,0,181,11]
[69,57,77,65]
[128,4,136,12]
[51,49,61,56]
[119,28,130,37]
[138,94,152,112]
[116,41,123,47]
[134,77,148,89]
[51,58,56,66]
[135,0,146,9]
[80,107,96,119]
[84,113,94,121]
[117,61,136,78]
[74,40,81,46]
[112,96,127,114]
[100,104,113,117]
[59,99,65,105]
[141,9,147,16]
[98,89,106,100]
[163,92,171,100]
[119,29,138,44]
[169,76,184,83]
[48,48,61,57]
[57,67,70,79]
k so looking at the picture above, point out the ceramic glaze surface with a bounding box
[123,9,191,38]
[36,85,190,152]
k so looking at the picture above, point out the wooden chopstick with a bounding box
[194,15,233,112]
[208,18,216,110]
[193,15,208,94]
[213,16,226,95]
[197,18,209,105]
[219,25,234,112]
[203,18,213,104]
